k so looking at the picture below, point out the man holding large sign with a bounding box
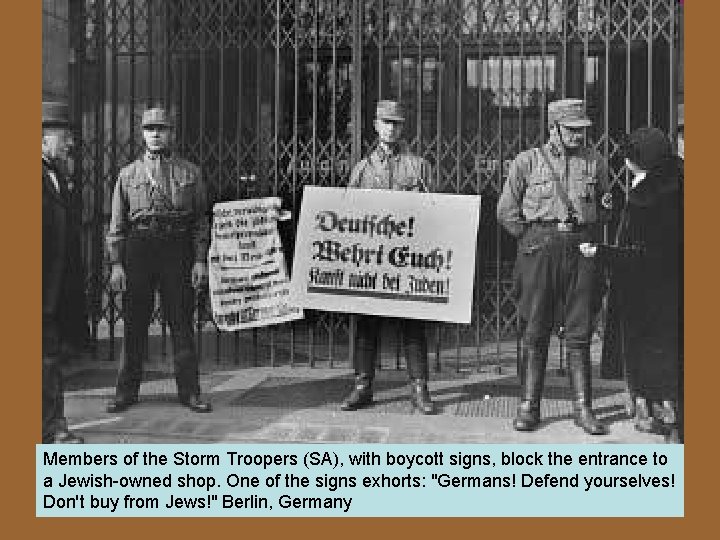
[291,100,481,415]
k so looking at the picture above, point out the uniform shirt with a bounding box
[107,151,209,264]
[347,143,432,192]
[496,141,609,237]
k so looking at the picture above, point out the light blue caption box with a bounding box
[36,444,683,517]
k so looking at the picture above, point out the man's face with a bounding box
[554,123,586,149]
[42,127,74,163]
[374,117,404,144]
[142,124,172,152]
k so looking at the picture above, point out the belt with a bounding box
[529,221,589,233]
[130,217,189,234]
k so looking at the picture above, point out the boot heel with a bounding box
[409,380,436,415]
[340,377,373,411]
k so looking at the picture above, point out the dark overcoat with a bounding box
[600,158,683,400]
[43,161,70,325]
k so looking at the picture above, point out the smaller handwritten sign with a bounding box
[208,197,303,331]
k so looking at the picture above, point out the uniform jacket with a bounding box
[497,142,609,238]
[107,152,209,264]
[348,143,432,192]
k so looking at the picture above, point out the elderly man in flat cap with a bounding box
[42,101,84,443]
[341,99,436,415]
[497,98,611,435]
[106,106,211,413]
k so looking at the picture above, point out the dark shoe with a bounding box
[106,396,137,413]
[664,427,682,444]
[567,348,608,436]
[659,400,677,426]
[634,397,660,433]
[624,392,637,418]
[340,378,373,411]
[410,379,436,415]
[54,430,84,444]
[574,405,608,435]
[513,400,541,431]
[181,395,212,413]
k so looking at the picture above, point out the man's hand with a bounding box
[578,242,598,258]
[191,261,208,289]
[109,264,127,292]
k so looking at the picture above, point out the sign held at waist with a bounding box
[290,187,481,323]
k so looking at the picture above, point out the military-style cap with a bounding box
[141,107,174,128]
[42,101,71,128]
[375,100,406,122]
[548,98,592,127]
[677,103,684,127]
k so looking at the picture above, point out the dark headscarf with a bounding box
[621,127,683,206]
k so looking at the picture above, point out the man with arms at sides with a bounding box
[106,106,212,414]
[42,101,84,443]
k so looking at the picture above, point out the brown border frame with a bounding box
[5,0,709,537]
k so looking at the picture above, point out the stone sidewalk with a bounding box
[62,354,670,444]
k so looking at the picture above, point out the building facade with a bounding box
[54,0,683,369]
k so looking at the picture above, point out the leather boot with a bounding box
[181,395,213,413]
[634,396,659,433]
[513,345,547,431]
[410,379,435,415]
[54,430,84,444]
[567,349,608,435]
[340,375,373,411]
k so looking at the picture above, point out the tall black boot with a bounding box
[513,345,548,431]
[341,316,377,411]
[403,320,435,415]
[567,348,608,435]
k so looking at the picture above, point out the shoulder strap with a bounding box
[537,146,577,219]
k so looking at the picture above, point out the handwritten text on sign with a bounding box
[290,187,481,323]
[209,198,303,330]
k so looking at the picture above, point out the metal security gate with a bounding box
[74,0,682,369]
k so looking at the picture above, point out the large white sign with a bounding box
[290,187,481,323]
[209,197,303,331]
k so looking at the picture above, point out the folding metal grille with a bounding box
[73,0,682,370]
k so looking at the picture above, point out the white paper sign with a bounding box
[290,187,481,323]
[209,197,303,330]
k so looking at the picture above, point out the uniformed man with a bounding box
[341,99,435,415]
[42,101,84,443]
[106,106,212,413]
[497,98,610,435]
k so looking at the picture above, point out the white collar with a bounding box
[630,171,647,190]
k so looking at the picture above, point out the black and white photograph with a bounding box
[42,0,684,446]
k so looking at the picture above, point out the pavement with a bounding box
[62,334,673,444]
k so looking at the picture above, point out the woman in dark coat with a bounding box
[581,127,683,434]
